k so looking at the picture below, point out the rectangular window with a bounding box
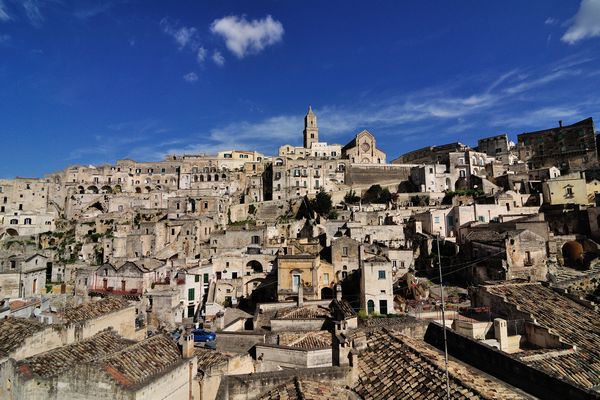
[323,273,329,285]
[188,288,195,301]
[232,272,238,279]
[434,216,440,223]
[195,275,200,282]
[342,247,349,256]
[203,274,209,283]
[378,270,386,280]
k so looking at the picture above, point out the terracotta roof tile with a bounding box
[16,329,133,379]
[353,329,526,399]
[484,282,600,391]
[62,297,131,324]
[99,334,182,389]
[0,317,46,358]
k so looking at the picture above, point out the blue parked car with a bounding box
[192,329,216,342]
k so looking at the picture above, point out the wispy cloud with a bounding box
[196,46,207,63]
[71,54,600,163]
[22,0,44,28]
[0,0,10,22]
[562,0,600,44]
[545,17,558,26]
[160,17,200,50]
[183,72,198,83]
[73,2,113,20]
[212,50,224,66]
[210,15,284,58]
[502,69,577,95]
[491,105,584,129]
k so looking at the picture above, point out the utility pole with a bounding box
[436,234,450,399]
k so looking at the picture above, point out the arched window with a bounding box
[24,218,32,225]
[367,300,375,315]
[214,174,219,181]
[10,219,18,224]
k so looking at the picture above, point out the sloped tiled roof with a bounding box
[62,297,131,324]
[275,305,330,319]
[0,318,46,358]
[258,377,348,400]
[483,282,600,391]
[100,334,182,389]
[278,331,332,349]
[195,348,231,374]
[329,299,356,320]
[353,329,526,399]
[16,329,133,379]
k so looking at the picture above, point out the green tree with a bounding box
[312,190,333,216]
[344,189,360,204]
[363,185,392,204]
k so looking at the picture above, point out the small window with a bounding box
[378,270,386,280]
[188,288,195,301]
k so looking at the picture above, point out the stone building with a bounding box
[0,253,48,298]
[276,254,333,301]
[0,178,57,238]
[462,227,548,282]
[2,331,194,400]
[517,117,598,171]
[341,129,386,164]
[272,157,347,200]
[360,254,394,315]
[393,142,470,165]
[542,171,589,205]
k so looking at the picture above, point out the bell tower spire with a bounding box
[303,105,318,149]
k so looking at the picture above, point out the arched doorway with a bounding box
[367,300,375,315]
[246,260,263,273]
[6,228,18,237]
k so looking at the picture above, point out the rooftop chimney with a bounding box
[181,332,194,358]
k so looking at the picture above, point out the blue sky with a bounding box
[1,0,600,178]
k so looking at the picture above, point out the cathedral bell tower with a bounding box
[303,105,319,149]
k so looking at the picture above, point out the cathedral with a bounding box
[280,105,387,164]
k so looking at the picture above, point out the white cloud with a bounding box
[210,15,284,58]
[502,69,576,95]
[196,46,207,63]
[160,17,199,50]
[0,0,10,22]
[183,72,198,83]
[545,17,557,25]
[212,50,225,66]
[22,0,44,27]
[562,0,600,44]
[492,106,583,128]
